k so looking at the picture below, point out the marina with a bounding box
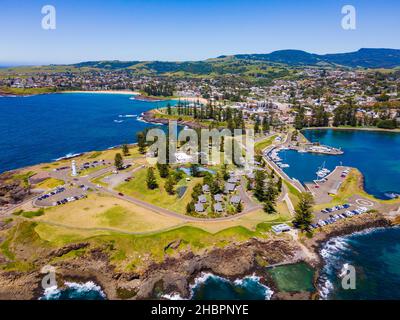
[275,129,400,200]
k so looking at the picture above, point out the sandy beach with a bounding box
[177,96,208,104]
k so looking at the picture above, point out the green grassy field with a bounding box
[255,135,278,153]
[35,178,64,189]
[115,167,202,214]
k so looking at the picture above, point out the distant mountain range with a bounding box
[228,48,400,68]
[2,49,400,81]
[68,49,400,74]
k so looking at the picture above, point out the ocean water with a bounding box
[41,281,106,300]
[163,273,273,300]
[319,227,400,300]
[278,129,400,199]
[191,274,273,300]
[0,93,174,173]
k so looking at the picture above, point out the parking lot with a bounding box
[306,166,350,204]
[34,186,87,207]
[311,201,373,230]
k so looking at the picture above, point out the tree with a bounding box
[167,103,172,115]
[254,170,266,201]
[122,144,130,156]
[277,177,283,193]
[186,201,195,214]
[263,199,276,214]
[157,163,170,178]
[221,164,230,181]
[191,183,203,200]
[293,192,315,231]
[114,153,123,170]
[254,117,260,134]
[146,168,158,190]
[164,176,175,195]
[137,131,147,154]
[262,116,270,133]
[236,201,243,213]
[190,163,200,177]
[294,107,306,130]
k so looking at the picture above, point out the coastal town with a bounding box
[1,49,400,301]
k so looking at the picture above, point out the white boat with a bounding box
[279,163,290,168]
[316,162,331,178]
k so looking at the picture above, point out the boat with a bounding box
[279,163,290,168]
[316,162,331,178]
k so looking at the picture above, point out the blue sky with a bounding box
[1,0,400,65]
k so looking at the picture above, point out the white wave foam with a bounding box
[41,285,61,300]
[40,281,106,300]
[64,281,106,298]
[161,293,185,300]
[164,272,273,301]
[54,152,83,161]
[318,277,334,300]
[119,114,137,118]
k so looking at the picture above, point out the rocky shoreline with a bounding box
[1,212,395,300]
[141,110,207,129]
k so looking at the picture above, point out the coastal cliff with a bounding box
[1,210,397,300]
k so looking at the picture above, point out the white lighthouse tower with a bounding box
[71,160,78,177]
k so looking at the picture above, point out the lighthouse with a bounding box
[71,160,78,176]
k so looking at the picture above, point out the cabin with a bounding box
[195,203,204,213]
[214,194,223,202]
[202,184,210,193]
[213,202,224,213]
[230,195,241,205]
[224,183,236,194]
[198,195,207,203]
[272,224,291,234]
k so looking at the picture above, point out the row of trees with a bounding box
[251,170,281,214]
[254,116,271,134]
[143,83,174,97]
[167,102,246,131]
[294,100,399,130]
[333,104,399,129]
[294,106,330,130]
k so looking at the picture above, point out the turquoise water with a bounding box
[278,129,400,199]
[319,227,400,300]
[0,93,174,173]
[190,274,273,300]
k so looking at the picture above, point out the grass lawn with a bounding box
[35,193,184,233]
[35,178,64,190]
[115,167,202,214]
[189,208,292,233]
[255,135,278,153]
[34,223,265,271]
[91,172,111,187]
[284,180,301,207]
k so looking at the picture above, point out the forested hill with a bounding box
[230,48,400,68]
[2,48,400,80]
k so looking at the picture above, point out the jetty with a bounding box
[288,143,344,155]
